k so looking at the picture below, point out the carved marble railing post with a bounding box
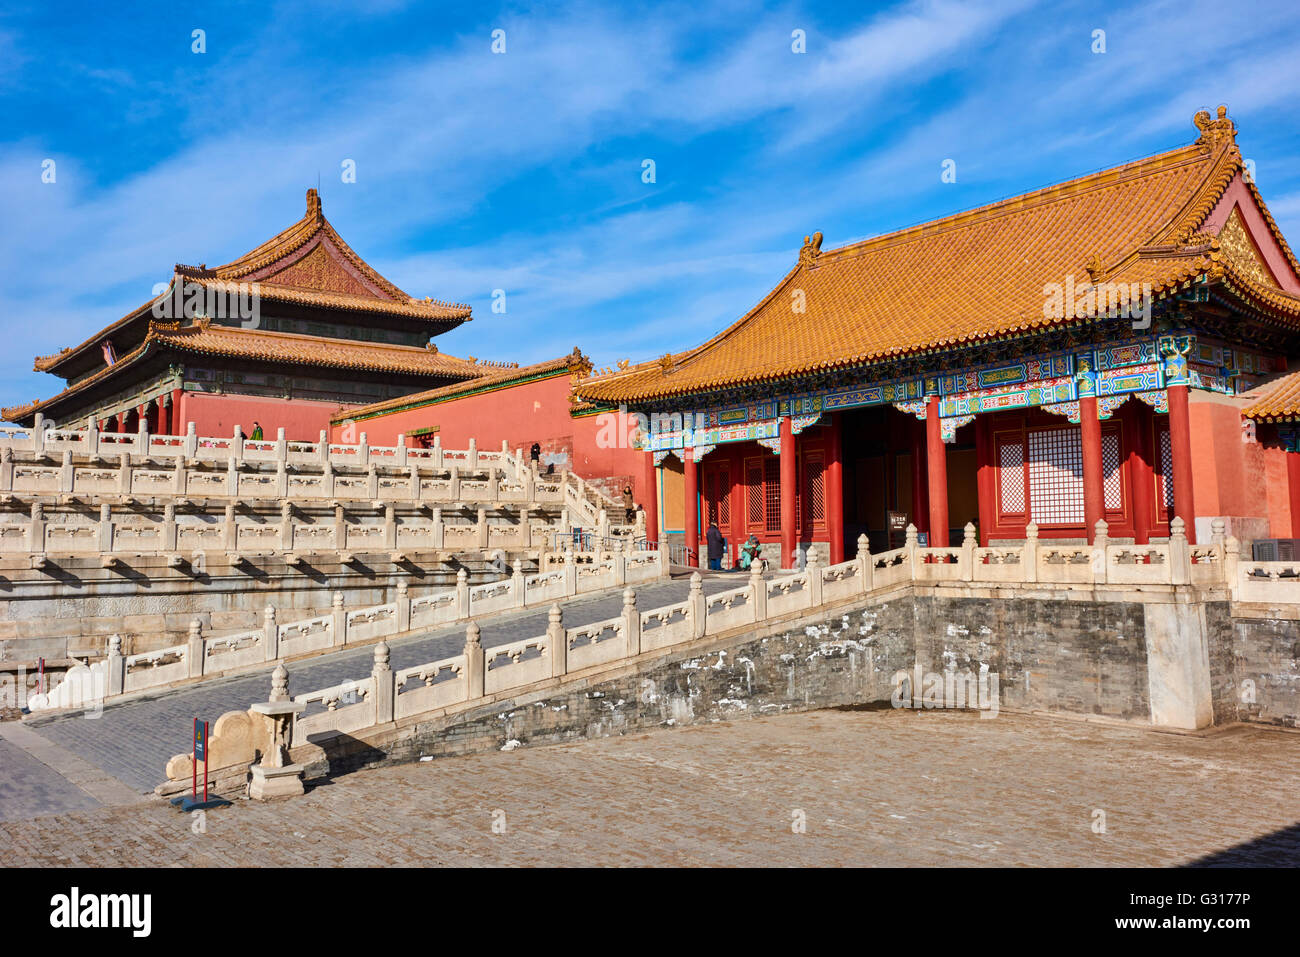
[749,563,767,620]
[28,502,45,554]
[137,420,149,459]
[118,452,132,495]
[358,431,370,466]
[547,605,567,677]
[98,503,113,553]
[1092,520,1109,585]
[1169,517,1191,585]
[59,450,74,493]
[172,457,185,495]
[467,437,477,470]
[184,422,198,459]
[333,504,345,550]
[563,546,577,596]
[512,559,525,608]
[317,430,330,466]
[959,523,976,580]
[856,533,873,593]
[226,456,238,496]
[263,605,278,661]
[623,587,641,657]
[597,508,609,542]
[163,503,178,551]
[274,428,287,464]
[372,641,394,725]
[1224,536,1240,599]
[322,458,334,498]
[1023,523,1039,584]
[430,506,444,549]
[279,502,293,551]
[455,568,470,618]
[1211,517,1226,547]
[85,416,99,458]
[689,572,705,639]
[396,581,410,632]
[432,434,443,469]
[612,538,626,586]
[0,446,12,492]
[523,465,534,500]
[384,504,397,550]
[222,503,237,550]
[409,464,421,502]
[488,467,500,503]
[106,635,124,697]
[31,413,45,455]
[187,619,204,679]
[805,546,823,607]
[275,459,288,498]
[476,506,488,549]
[232,425,244,464]
[366,463,378,500]
[905,523,919,576]
[249,664,305,800]
[332,591,346,647]
[464,623,485,698]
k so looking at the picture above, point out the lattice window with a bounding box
[705,466,730,527]
[1102,432,1123,511]
[998,439,1026,514]
[1027,427,1084,525]
[746,462,764,527]
[803,455,825,527]
[764,458,781,532]
[1157,428,1174,514]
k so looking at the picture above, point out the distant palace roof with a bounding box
[1,320,483,423]
[32,189,473,378]
[575,106,1300,405]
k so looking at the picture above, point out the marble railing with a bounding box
[27,544,671,712]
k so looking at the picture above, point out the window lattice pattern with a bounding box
[999,441,1026,514]
[1158,429,1174,513]
[1102,432,1122,511]
[764,459,781,532]
[1028,428,1084,525]
[746,464,764,526]
[706,467,731,527]
[803,457,825,525]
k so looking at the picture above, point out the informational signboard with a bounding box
[887,511,908,550]
[193,718,207,762]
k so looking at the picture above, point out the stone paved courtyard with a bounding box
[2,707,1296,867]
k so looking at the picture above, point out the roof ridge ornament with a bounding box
[306,187,322,221]
[799,231,824,267]
[1084,253,1105,283]
[1193,104,1236,147]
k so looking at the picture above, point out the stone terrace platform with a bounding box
[2,708,1296,866]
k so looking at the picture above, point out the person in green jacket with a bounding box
[251,422,264,441]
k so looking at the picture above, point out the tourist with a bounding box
[530,442,541,465]
[622,484,635,523]
[251,421,264,441]
[706,521,724,571]
[739,535,764,572]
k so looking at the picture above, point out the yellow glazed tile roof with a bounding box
[576,107,1298,405]
[1241,369,1300,420]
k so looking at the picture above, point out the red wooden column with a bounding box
[974,414,994,547]
[114,411,127,433]
[1080,395,1104,543]
[642,450,659,547]
[1127,400,1155,545]
[1168,384,1197,544]
[826,413,844,564]
[910,416,929,534]
[683,451,699,566]
[925,396,949,547]
[162,397,173,435]
[1289,450,1300,539]
[172,387,185,436]
[780,416,796,568]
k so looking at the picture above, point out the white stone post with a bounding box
[476,506,488,549]
[749,563,767,621]
[85,416,100,457]
[98,503,113,553]
[563,547,577,596]
[432,434,443,468]
[59,450,74,493]
[384,504,397,550]
[28,502,45,554]
[318,430,330,465]
[1022,522,1039,584]
[274,427,287,463]
[358,431,370,466]
[372,641,394,725]
[332,591,346,647]
[431,506,444,549]
[1169,517,1191,585]
[856,533,873,593]
[960,522,976,581]
[1224,536,1240,600]
[184,422,198,459]
[805,546,823,607]
[226,456,238,496]
[118,452,132,495]
[1092,519,1109,585]
[463,623,485,699]
[173,457,185,495]
[689,571,705,639]
[623,587,641,657]
[275,459,288,498]
[263,605,278,661]
[32,413,45,455]
[396,581,410,632]
[333,504,346,550]
[455,568,470,619]
[409,465,421,502]
[0,447,11,492]
[511,559,525,608]
[106,635,125,697]
[223,503,237,551]
[905,523,919,578]
[467,437,477,470]
[547,604,567,677]
[366,463,378,500]
[279,502,293,551]
[163,503,178,551]
[187,619,204,679]
[233,425,244,464]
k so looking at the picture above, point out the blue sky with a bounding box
[2,0,1299,409]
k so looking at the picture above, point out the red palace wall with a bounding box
[1190,392,1294,541]
[177,392,363,443]
[330,374,651,510]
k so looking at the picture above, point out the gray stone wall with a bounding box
[1231,615,1300,728]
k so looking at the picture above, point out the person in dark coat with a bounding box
[706,521,724,570]
[530,442,541,465]
[622,484,635,523]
